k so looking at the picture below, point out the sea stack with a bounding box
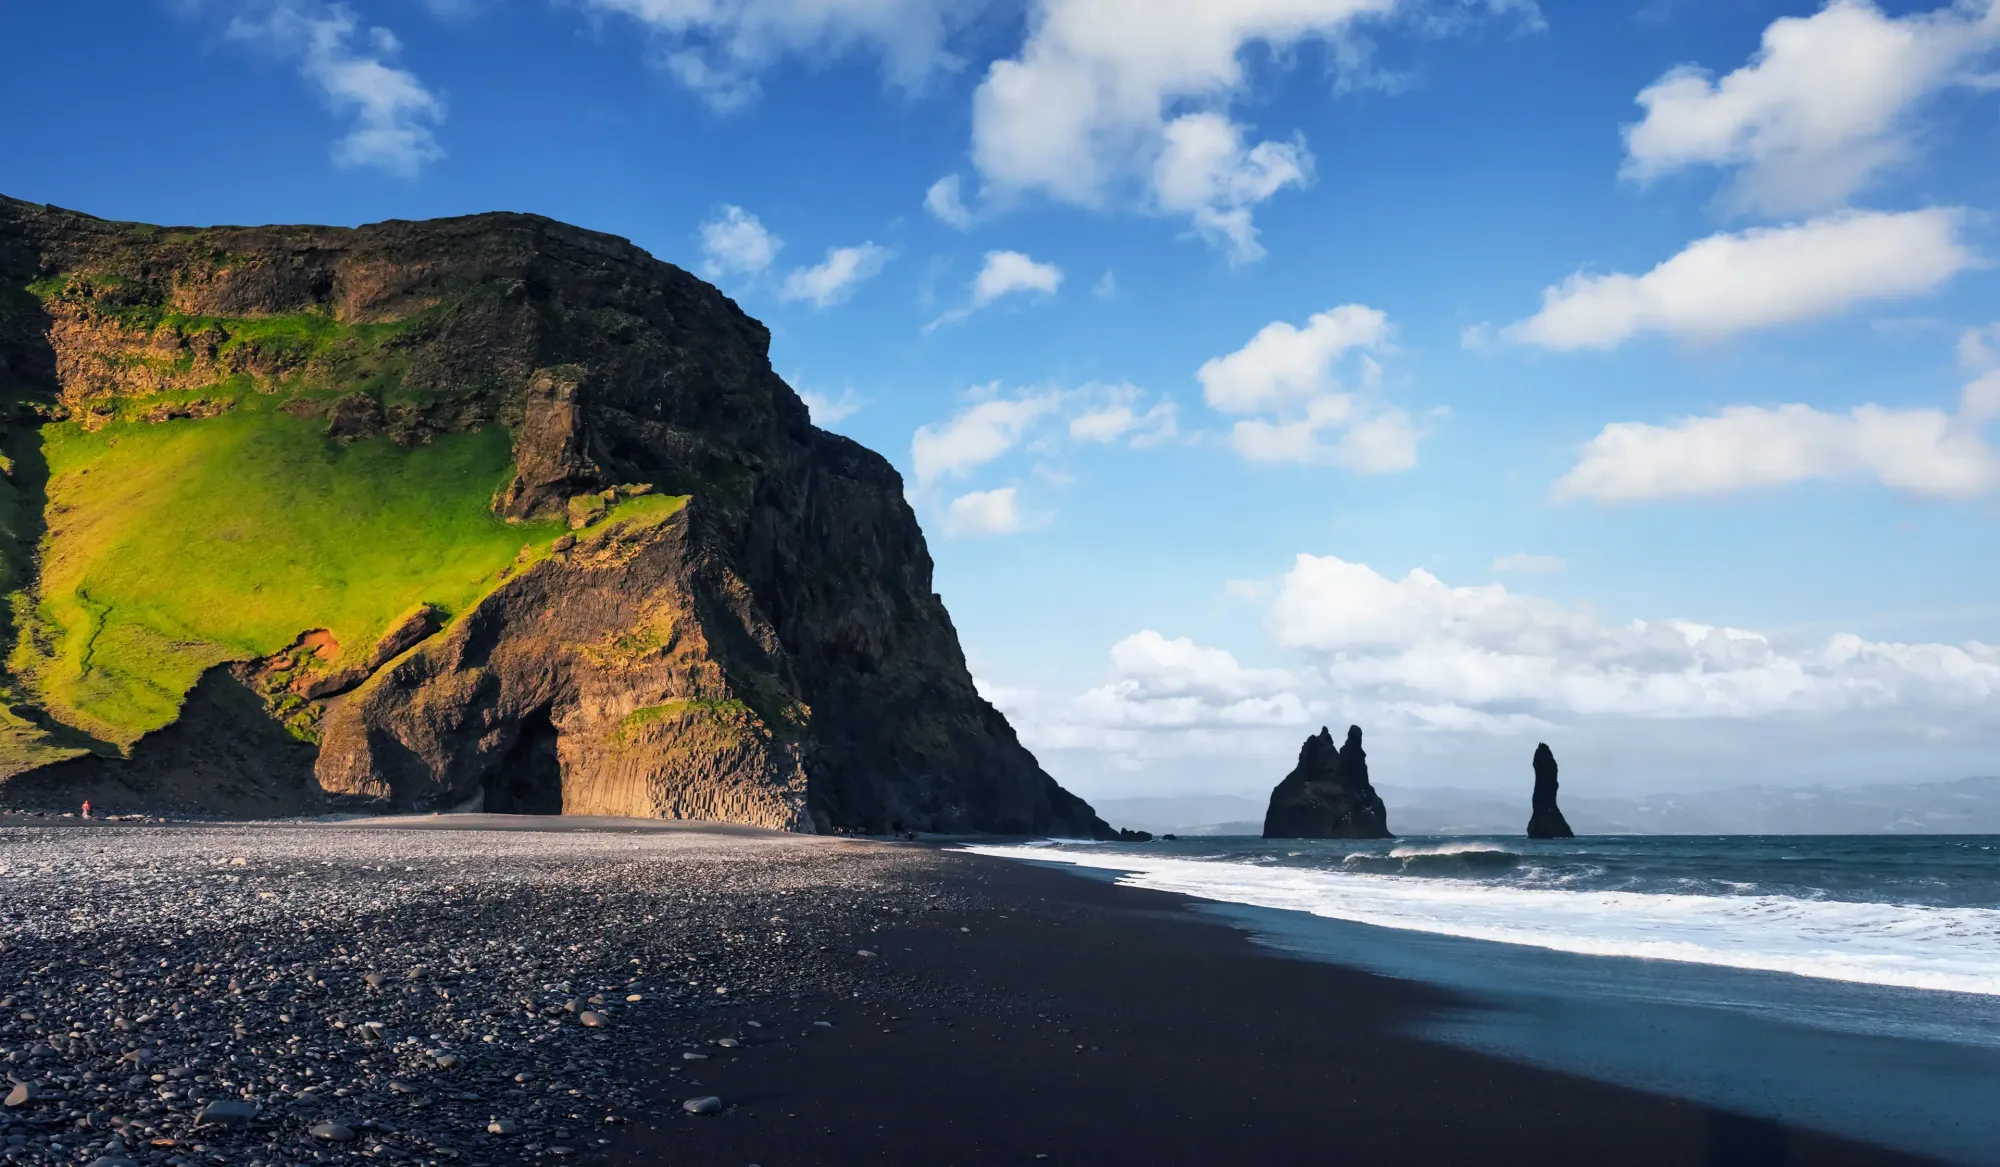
[1526,742,1575,839]
[1262,725,1392,839]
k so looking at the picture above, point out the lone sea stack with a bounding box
[1527,742,1575,839]
[1262,725,1392,839]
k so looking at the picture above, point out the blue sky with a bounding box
[3,0,1997,802]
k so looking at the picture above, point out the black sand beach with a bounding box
[0,817,1937,1167]
[608,848,1929,1167]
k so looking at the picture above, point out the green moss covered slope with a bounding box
[0,195,1114,839]
[0,206,659,772]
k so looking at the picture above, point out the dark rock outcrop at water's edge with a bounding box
[0,195,1112,837]
[1262,725,1391,839]
[1526,742,1575,839]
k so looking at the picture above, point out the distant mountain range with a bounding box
[1094,777,2000,836]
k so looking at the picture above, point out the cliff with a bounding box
[1262,725,1391,839]
[1526,742,1574,839]
[0,195,1109,836]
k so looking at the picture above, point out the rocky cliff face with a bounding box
[1262,725,1392,839]
[0,196,1109,836]
[1526,742,1574,839]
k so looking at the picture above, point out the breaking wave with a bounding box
[963,843,2000,997]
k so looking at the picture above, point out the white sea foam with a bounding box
[1385,841,1518,859]
[964,845,2000,996]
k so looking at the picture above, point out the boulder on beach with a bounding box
[1262,725,1392,839]
[1526,743,1575,839]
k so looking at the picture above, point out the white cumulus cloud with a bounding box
[944,487,1024,536]
[972,250,1062,304]
[1000,553,2000,791]
[968,0,1402,260]
[697,205,783,279]
[1066,632,1310,732]
[1197,305,1423,471]
[927,250,1063,330]
[226,1,446,177]
[1198,304,1389,413]
[1506,209,1973,351]
[1152,112,1313,264]
[910,390,1063,487]
[993,544,2000,792]
[778,242,892,307]
[1554,378,2000,503]
[1622,0,2000,214]
[1268,554,2000,723]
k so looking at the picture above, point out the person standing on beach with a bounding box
[81,800,91,819]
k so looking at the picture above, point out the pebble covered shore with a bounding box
[0,818,959,1167]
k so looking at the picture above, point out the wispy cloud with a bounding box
[779,243,893,308]
[581,0,975,112]
[225,1,446,177]
[925,174,975,228]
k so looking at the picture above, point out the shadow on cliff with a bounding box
[3,666,323,816]
[0,281,320,814]
[0,277,122,765]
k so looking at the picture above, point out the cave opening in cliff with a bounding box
[485,709,564,815]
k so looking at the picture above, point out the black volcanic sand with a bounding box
[0,816,962,1167]
[0,817,1930,1167]
[610,850,1930,1167]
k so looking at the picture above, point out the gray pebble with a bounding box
[0,821,973,1167]
[195,1099,258,1127]
[681,1096,723,1115]
[488,1118,519,1135]
[311,1121,357,1142]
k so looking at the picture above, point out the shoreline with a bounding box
[605,844,1932,1166]
[0,817,1952,1166]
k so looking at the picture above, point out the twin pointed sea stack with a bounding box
[1262,726,1392,839]
[1526,742,1575,839]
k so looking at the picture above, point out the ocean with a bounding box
[968,835,2000,1163]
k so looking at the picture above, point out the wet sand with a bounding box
[608,849,1933,1167]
